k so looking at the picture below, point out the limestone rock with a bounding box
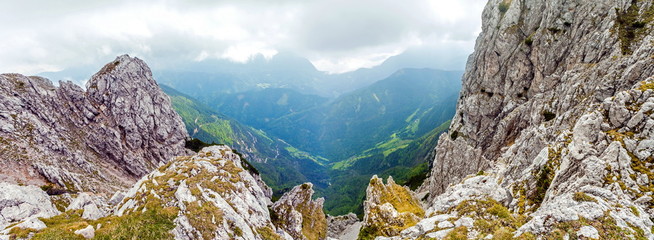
[577,226,599,239]
[0,55,188,194]
[399,214,452,239]
[66,193,109,220]
[0,182,59,229]
[360,176,424,239]
[410,0,654,238]
[326,213,359,239]
[426,175,510,215]
[272,183,327,240]
[74,225,95,239]
[13,218,47,231]
[112,145,290,240]
[423,0,654,200]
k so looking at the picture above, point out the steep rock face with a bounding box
[359,176,424,239]
[510,81,654,237]
[271,183,327,240]
[425,0,654,195]
[413,0,654,238]
[84,55,189,177]
[0,55,188,193]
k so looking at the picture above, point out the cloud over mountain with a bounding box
[0,0,485,75]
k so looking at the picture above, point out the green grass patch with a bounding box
[572,192,598,203]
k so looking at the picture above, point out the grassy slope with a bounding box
[161,85,330,196]
[264,68,460,161]
[323,120,451,215]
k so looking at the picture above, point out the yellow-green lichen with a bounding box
[187,201,223,239]
[630,206,640,217]
[572,192,598,203]
[359,177,424,239]
[639,81,654,91]
[544,213,647,240]
[443,226,468,240]
[452,198,530,239]
[257,226,283,240]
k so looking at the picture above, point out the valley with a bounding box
[159,62,462,215]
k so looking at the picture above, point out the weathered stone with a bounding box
[454,217,474,228]
[272,183,327,240]
[67,193,109,220]
[0,182,59,229]
[577,226,599,239]
[427,175,509,215]
[635,140,654,160]
[437,221,454,229]
[415,0,654,239]
[0,55,189,194]
[74,225,95,239]
[327,213,359,239]
[113,146,290,240]
[425,228,453,239]
[361,176,424,239]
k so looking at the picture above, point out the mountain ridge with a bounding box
[0,54,188,194]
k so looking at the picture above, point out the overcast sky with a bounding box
[0,0,486,75]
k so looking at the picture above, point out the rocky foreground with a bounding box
[2,0,654,239]
[0,146,329,240]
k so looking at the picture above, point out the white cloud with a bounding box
[0,0,486,75]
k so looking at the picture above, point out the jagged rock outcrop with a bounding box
[406,0,654,238]
[326,213,360,239]
[359,176,424,239]
[66,193,110,220]
[112,145,287,240]
[271,183,327,240]
[0,54,188,193]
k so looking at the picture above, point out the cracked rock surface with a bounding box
[0,55,188,194]
[395,0,654,238]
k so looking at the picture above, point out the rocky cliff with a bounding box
[365,0,654,238]
[0,55,188,193]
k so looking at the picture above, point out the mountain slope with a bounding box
[360,0,654,238]
[215,88,328,131]
[266,68,461,160]
[160,85,330,196]
[323,120,450,215]
[318,68,460,160]
[0,55,188,194]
